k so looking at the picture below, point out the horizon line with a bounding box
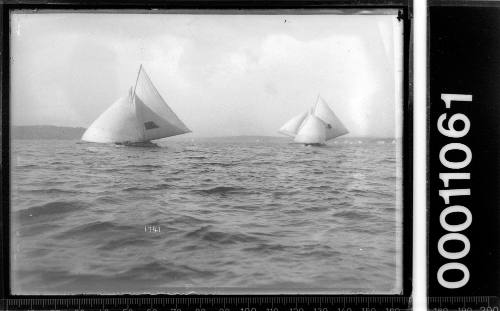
[11,124,401,139]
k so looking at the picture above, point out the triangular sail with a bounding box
[314,97,348,140]
[81,97,144,143]
[278,111,308,137]
[134,94,190,141]
[133,66,191,140]
[293,114,327,144]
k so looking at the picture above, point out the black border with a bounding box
[427,0,500,305]
[0,0,412,307]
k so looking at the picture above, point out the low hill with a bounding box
[12,126,86,140]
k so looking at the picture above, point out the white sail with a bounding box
[133,66,191,141]
[314,97,349,140]
[278,95,348,145]
[81,96,144,143]
[278,111,308,137]
[82,65,190,144]
[293,114,327,144]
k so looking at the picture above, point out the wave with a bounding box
[19,188,80,195]
[351,225,387,234]
[98,237,155,251]
[381,175,397,181]
[163,177,183,182]
[14,201,87,220]
[16,164,39,168]
[201,162,239,167]
[299,247,341,258]
[49,161,66,165]
[379,158,396,164]
[347,188,394,198]
[193,186,250,195]
[94,195,123,204]
[96,168,121,173]
[168,169,185,175]
[333,210,375,221]
[306,185,331,190]
[303,205,330,212]
[272,190,300,198]
[123,164,162,169]
[243,243,292,254]
[248,160,274,165]
[185,225,263,245]
[54,221,136,239]
[123,183,172,192]
[118,260,217,281]
[167,215,218,226]
[232,204,261,211]
[286,159,323,165]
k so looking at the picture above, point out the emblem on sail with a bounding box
[279,95,348,145]
[82,65,191,144]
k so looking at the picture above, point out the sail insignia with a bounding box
[144,121,159,130]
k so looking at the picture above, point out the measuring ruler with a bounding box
[1,296,411,311]
[428,296,499,311]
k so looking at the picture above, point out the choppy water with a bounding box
[11,137,402,294]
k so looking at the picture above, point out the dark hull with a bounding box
[115,141,159,148]
[304,143,326,147]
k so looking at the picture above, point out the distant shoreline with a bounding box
[12,125,86,140]
[11,125,399,140]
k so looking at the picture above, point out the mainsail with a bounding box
[82,65,191,144]
[313,97,349,140]
[279,95,348,145]
[294,114,327,144]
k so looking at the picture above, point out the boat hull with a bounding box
[115,141,159,148]
[304,143,326,147]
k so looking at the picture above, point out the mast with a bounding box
[313,93,320,115]
[132,64,146,140]
[132,64,143,99]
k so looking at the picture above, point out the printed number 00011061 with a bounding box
[436,93,473,289]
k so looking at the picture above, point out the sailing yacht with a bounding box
[82,65,191,146]
[279,95,348,146]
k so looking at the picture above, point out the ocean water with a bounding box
[11,137,402,294]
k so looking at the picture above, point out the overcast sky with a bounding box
[11,11,403,138]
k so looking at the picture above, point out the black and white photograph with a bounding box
[9,10,404,295]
